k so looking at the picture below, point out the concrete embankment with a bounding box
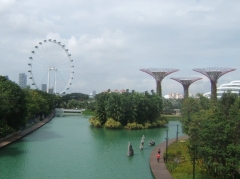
[0,114,54,149]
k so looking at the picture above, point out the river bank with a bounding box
[0,113,54,149]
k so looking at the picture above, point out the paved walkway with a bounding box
[0,114,54,148]
[149,135,189,179]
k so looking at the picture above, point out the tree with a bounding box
[0,76,27,130]
[182,93,240,178]
[61,93,89,102]
[93,90,163,127]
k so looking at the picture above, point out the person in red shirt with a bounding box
[157,153,160,162]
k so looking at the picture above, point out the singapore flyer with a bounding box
[28,39,74,94]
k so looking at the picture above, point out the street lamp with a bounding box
[165,129,169,163]
[176,124,179,141]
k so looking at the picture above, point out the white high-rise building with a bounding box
[18,73,27,88]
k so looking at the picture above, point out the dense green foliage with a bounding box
[57,92,88,109]
[0,75,62,138]
[90,90,167,129]
[23,88,60,120]
[181,93,240,179]
[0,76,27,131]
[61,93,89,102]
[162,98,182,114]
[59,92,95,111]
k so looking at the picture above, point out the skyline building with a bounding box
[18,73,27,88]
[49,88,54,94]
[42,84,47,92]
[89,90,97,98]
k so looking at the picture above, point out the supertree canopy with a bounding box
[193,67,236,100]
[171,77,202,98]
[140,68,179,96]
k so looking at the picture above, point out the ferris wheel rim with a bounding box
[28,39,74,94]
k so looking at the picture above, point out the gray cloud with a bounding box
[0,0,240,95]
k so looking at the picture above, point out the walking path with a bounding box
[149,135,188,179]
[0,114,54,148]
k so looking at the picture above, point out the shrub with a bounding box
[89,117,102,128]
[125,122,145,130]
[144,122,151,129]
[104,118,122,129]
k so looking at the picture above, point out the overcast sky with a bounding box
[1,0,240,96]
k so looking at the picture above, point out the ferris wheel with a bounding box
[28,39,74,94]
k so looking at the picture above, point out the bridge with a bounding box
[55,108,85,117]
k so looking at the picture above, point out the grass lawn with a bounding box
[166,140,211,179]
[82,109,95,116]
[161,114,181,120]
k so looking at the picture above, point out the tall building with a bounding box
[18,73,27,88]
[89,90,96,98]
[92,90,96,97]
[42,84,47,92]
[49,88,54,94]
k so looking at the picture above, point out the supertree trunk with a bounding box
[156,80,162,97]
[211,80,217,101]
[170,77,202,99]
[193,67,236,101]
[140,68,179,97]
[183,85,189,98]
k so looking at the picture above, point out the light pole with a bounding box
[165,129,169,163]
[191,144,197,179]
[176,125,179,141]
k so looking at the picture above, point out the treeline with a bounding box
[181,93,240,179]
[89,90,167,129]
[0,76,61,138]
[60,93,89,102]
[162,98,182,114]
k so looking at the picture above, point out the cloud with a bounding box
[0,0,15,13]
[1,0,240,95]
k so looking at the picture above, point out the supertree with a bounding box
[140,68,179,97]
[193,67,236,100]
[170,77,202,98]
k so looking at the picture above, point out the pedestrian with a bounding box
[158,148,161,154]
[157,153,160,162]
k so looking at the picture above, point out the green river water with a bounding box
[0,115,183,179]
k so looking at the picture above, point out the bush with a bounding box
[124,120,168,130]
[125,122,144,130]
[144,122,151,129]
[104,118,122,129]
[89,117,102,128]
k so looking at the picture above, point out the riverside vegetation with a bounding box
[89,90,168,129]
[0,75,90,139]
[166,93,240,179]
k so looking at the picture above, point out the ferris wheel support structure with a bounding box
[47,68,57,94]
